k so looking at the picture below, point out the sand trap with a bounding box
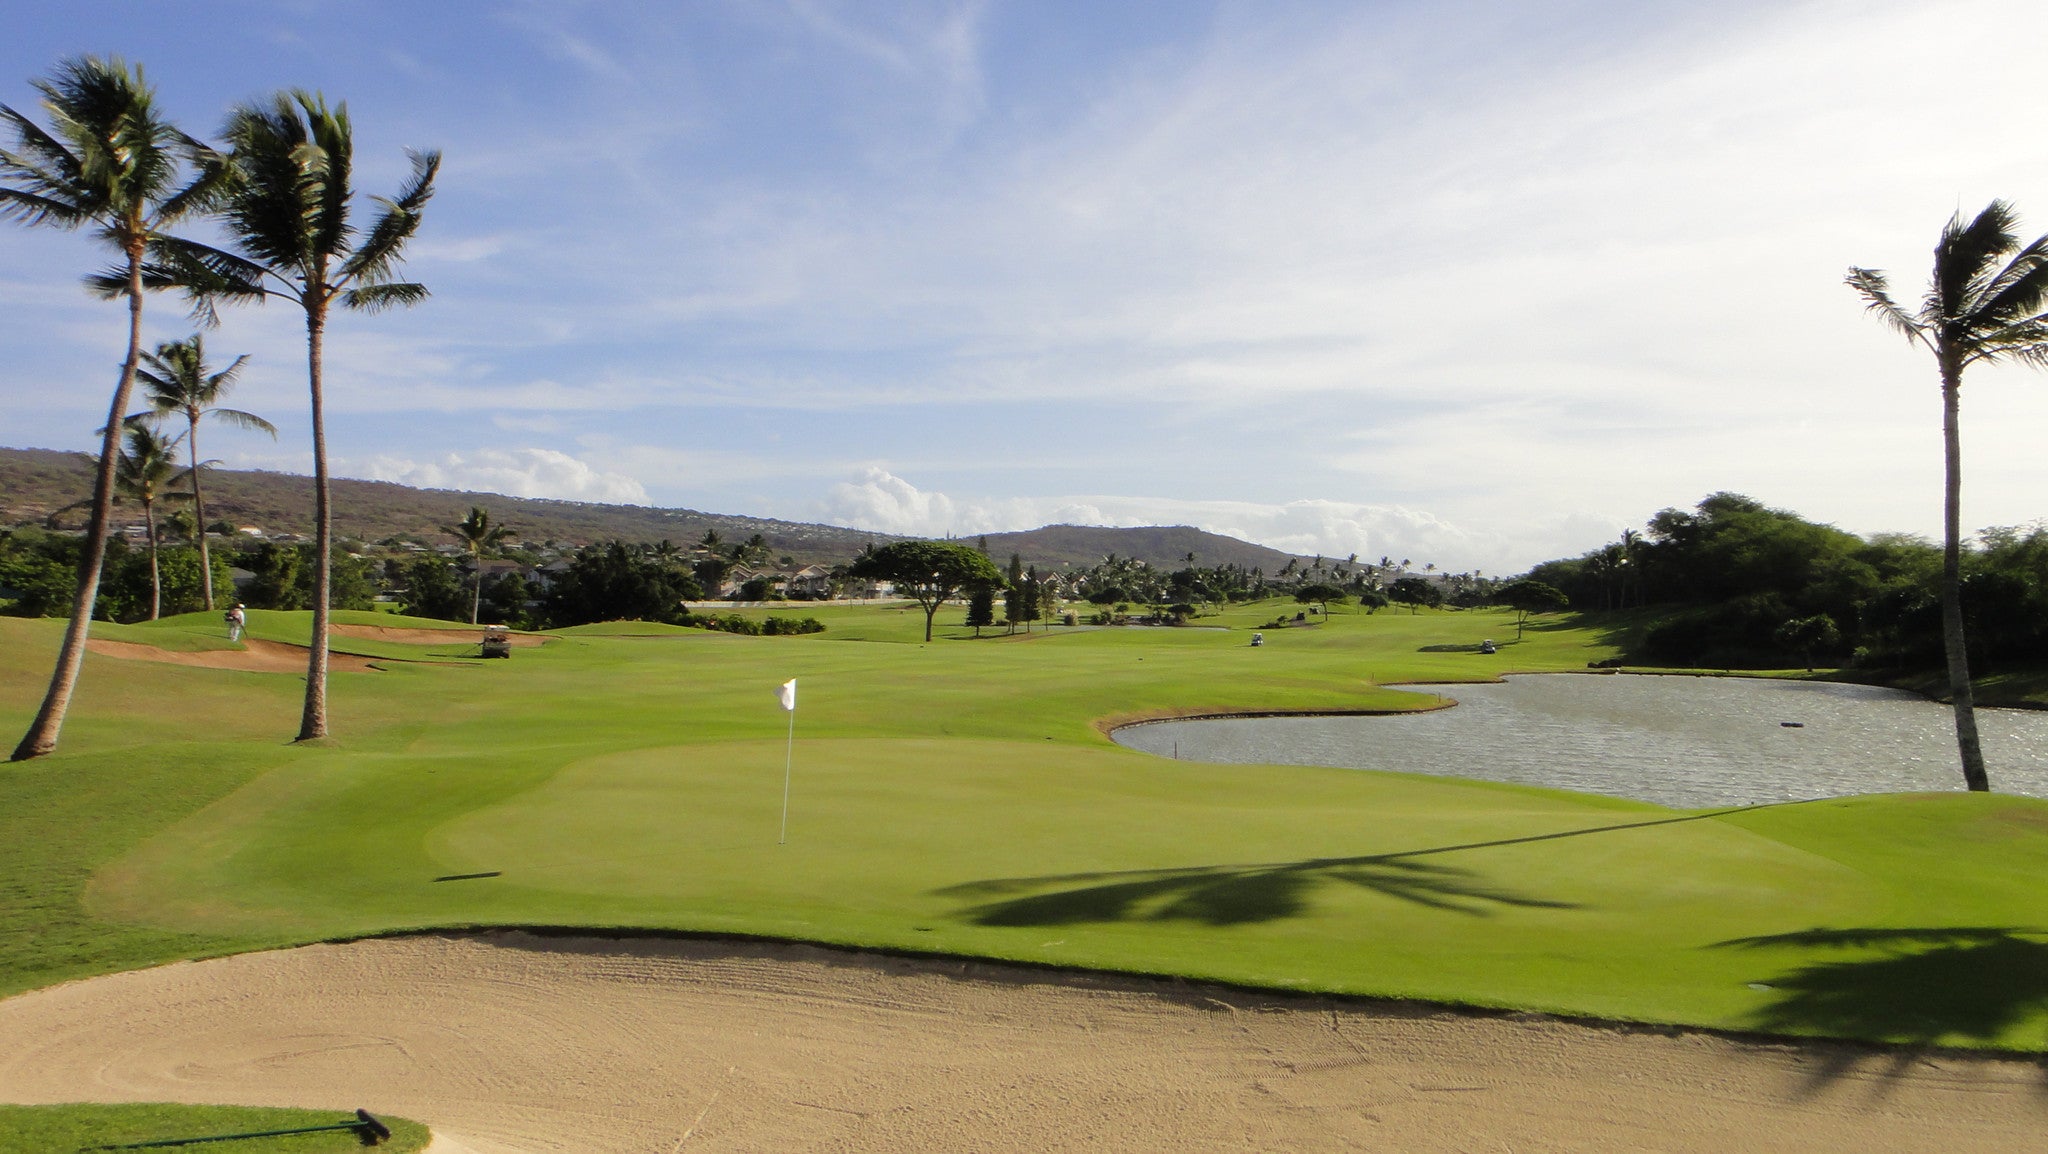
[1,934,2043,1153]
[330,625,548,647]
[87,638,380,674]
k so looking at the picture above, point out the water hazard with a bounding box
[1110,673,2048,808]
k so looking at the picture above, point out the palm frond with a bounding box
[1973,319,2048,368]
[297,90,355,266]
[1934,201,2020,319]
[339,149,439,285]
[1972,236,2048,327]
[0,103,87,193]
[1845,267,1927,345]
[221,93,326,275]
[0,182,91,228]
[210,407,278,437]
[343,281,429,312]
[154,129,236,223]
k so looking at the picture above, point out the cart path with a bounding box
[1,932,2044,1153]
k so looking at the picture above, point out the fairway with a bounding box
[5,601,2048,1055]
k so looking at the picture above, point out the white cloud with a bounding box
[354,448,649,504]
[816,468,1621,574]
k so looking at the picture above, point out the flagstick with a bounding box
[778,705,795,845]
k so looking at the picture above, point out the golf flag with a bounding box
[777,678,798,844]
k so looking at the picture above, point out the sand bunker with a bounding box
[87,638,379,674]
[330,625,548,647]
[1,934,2043,1153]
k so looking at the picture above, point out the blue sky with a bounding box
[5,0,2047,573]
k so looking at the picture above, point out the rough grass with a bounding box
[0,1103,429,1152]
[5,602,2048,1051]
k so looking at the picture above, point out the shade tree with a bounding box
[849,541,1005,642]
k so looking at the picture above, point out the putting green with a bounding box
[6,602,2048,1050]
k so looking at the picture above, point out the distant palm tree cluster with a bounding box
[3,56,437,759]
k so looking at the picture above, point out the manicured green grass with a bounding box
[0,1103,428,1153]
[4,600,2048,1052]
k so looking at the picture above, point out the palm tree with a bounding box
[445,507,514,625]
[112,423,189,620]
[1849,200,2048,792]
[213,90,439,741]
[2,57,231,761]
[136,333,274,611]
[1618,528,1641,608]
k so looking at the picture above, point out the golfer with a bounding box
[225,603,246,643]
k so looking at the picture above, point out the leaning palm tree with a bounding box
[212,90,438,741]
[2,56,231,761]
[112,423,190,621]
[136,333,274,612]
[445,506,513,625]
[1849,200,2048,792]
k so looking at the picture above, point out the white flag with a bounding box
[778,678,797,711]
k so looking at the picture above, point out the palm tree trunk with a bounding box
[144,498,161,620]
[298,305,332,742]
[188,409,213,611]
[470,547,482,625]
[1939,356,1990,791]
[11,249,148,760]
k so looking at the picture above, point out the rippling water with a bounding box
[1110,674,2048,808]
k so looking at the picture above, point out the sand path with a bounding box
[87,638,381,674]
[2,934,2044,1152]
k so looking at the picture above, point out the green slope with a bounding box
[4,601,2045,1050]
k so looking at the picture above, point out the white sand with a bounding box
[1,933,2042,1153]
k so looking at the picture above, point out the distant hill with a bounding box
[0,445,1313,572]
[974,524,1305,573]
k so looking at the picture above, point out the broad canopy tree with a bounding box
[1294,582,1348,619]
[1850,200,2048,792]
[1495,579,1568,641]
[849,540,1006,642]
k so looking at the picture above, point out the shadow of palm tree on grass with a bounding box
[1715,927,2048,1071]
[943,853,1575,928]
[942,808,1769,929]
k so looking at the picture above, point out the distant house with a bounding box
[786,565,834,598]
[471,558,526,582]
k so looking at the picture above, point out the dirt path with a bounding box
[2,934,2043,1152]
[87,638,381,674]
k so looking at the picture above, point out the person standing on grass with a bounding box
[226,603,246,642]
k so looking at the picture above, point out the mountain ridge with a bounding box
[0,446,1310,572]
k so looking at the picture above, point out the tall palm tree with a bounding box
[1618,528,1641,608]
[445,507,513,625]
[136,333,274,611]
[2,56,230,761]
[112,423,190,621]
[1849,200,2048,792]
[212,90,438,741]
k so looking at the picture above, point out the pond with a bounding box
[1110,674,2048,808]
